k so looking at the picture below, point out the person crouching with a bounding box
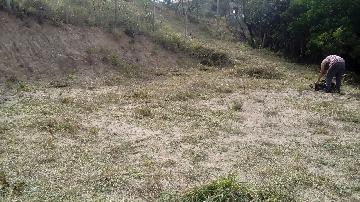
[316,55,346,93]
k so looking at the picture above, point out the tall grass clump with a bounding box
[159,176,292,202]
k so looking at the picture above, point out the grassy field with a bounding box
[1,38,359,201]
[1,4,360,201]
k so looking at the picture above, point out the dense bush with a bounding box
[283,0,360,71]
[226,0,360,72]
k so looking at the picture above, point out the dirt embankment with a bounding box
[0,11,190,83]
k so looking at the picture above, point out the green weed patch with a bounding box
[159,177,292,202]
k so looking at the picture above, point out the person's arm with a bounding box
[316,60,328,84]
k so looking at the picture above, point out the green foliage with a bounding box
[285,0,360,63]
[283,0,360,71]
[159,176,292,201]
[227,0,360,73]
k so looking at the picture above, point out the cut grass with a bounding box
[1,5,359,201]
[292,98,360,124]
[35,117,80,135]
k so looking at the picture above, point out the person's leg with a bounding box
[335,62,346,92]
[325,65,337,93]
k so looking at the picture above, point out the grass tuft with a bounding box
[0,122,12,134]
[134,106,152,118]
[159,176,292,201]
[16,81,31,92]
[0,171,10,196]
[0,172,25,197]
[337,113,360,124]
[60,97,74,104]
[169,91,197,101]
[36,117,80,134]
[130,90,149,100]
[231,101,244,111]
[235,66,283,80]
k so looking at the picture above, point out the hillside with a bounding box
[0,11,194,84]
[1,4,360,202]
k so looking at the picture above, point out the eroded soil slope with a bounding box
[0,11,192,84]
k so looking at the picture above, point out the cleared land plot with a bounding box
[1,54,359,201]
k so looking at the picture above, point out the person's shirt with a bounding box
[321,55,345,71]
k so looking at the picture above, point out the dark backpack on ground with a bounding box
[314,80,336,92]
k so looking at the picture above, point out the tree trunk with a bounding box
[152,0,156,31]
[184,0,188,37]
[238,0,254,47]
[114,0,118,29]
[236,16,253,46]
[262,33,267,48]
[65,0,70,24]
[6,0,12,13]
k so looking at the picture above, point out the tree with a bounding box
[152,0,156,31]
[234,0,360,72]
[211,0,230,17]
[285,0,360,70]
[6,0,11,12]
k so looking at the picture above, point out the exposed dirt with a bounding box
[0,11,193,84]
